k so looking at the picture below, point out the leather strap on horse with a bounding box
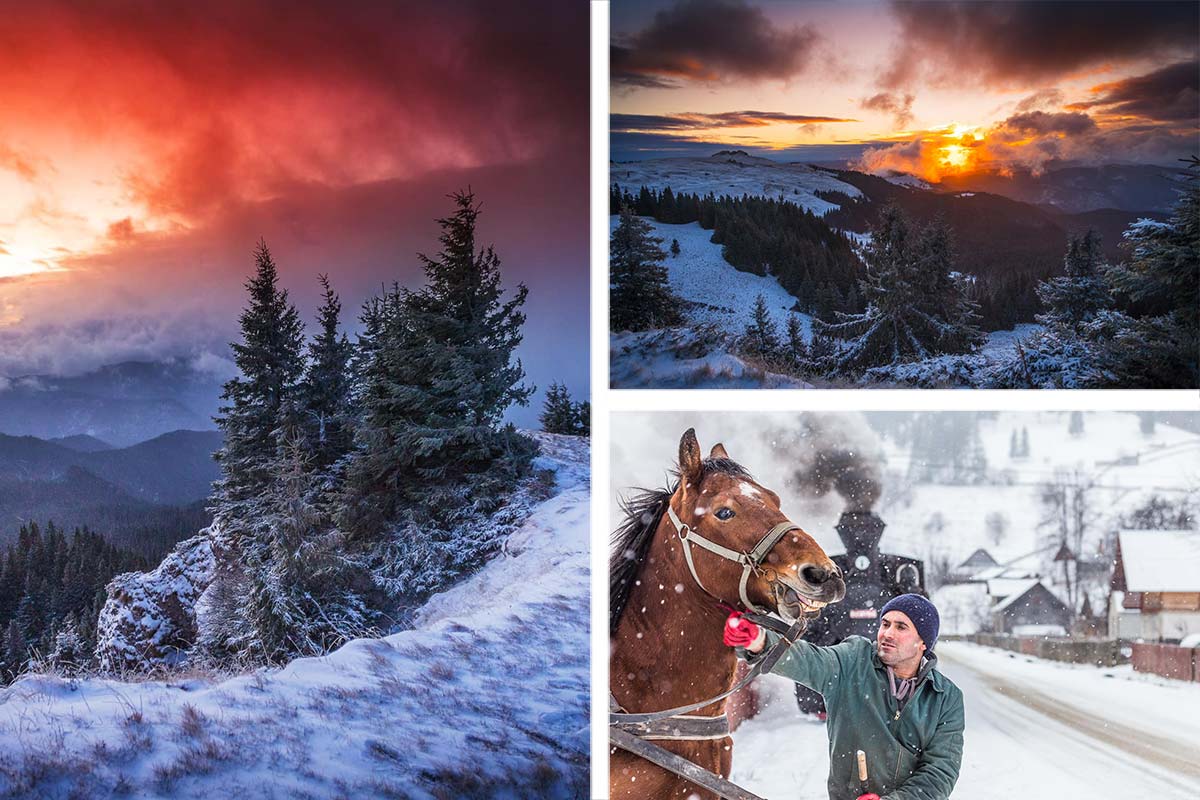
[610,727,768,800]
[665,504,801,614]
[609,613,806,727]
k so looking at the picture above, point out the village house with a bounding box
[1109,529,1200,642]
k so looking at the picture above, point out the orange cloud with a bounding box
[0,0,587,278]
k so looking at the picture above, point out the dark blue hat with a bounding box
[880,594,940,651]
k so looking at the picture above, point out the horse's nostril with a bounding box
[801,565,827,584]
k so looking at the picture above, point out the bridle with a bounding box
[610,493,822,800]
[665,502,801,614]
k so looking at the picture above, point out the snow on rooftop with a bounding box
[986,578,1040,603]
[1118,529,1200,591]
[990,581,1056,614]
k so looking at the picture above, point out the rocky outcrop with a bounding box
[95,531,215,672]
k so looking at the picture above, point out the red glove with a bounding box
[856,795,880,800]
[722,612,760,647]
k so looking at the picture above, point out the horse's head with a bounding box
[670,428,845,622]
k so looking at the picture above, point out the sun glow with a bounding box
[938,144,971,169]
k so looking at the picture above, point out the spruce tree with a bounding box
[784,313,808,373]
[610,207,682,331]
[741,294,781,364]
[208,241,306,658]
[816,204,981,375]
[249,427,373,661]
[1035,230,1112,331]
[3,619,25,680]
[1097,172,1200,387]
[343,191,536,533]
[573,400,591,436]
[301,274,354,468]
[212,241,306,516]
[541,382,582,435]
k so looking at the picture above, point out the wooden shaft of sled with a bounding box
[857,749,868,783]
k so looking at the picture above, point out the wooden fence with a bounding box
[1131,642,1200,682]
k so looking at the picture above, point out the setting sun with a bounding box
[938,144,971,170]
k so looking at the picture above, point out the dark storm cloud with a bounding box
[860,92,915,128]
[611,111,855,132]
[883,1,1199,88]
[612,0,821,89]
[1074,60,1200,123]
[1000,111,1098,137]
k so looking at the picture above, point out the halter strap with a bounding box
[665,504,801,613]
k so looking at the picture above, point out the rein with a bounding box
[610,611,810,800]
[665,503,801,614]
[610,492,818,799]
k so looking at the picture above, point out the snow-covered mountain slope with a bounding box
[611,151,861,216]
[613,217,809,336]
[0,432,589,800]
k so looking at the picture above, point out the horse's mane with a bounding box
[610,457,752,636]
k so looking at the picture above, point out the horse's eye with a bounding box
[715,507,735,521]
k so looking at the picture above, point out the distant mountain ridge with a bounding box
[0,359,227,446]
[933,164,1188,215]
[0,429,222,506]
[0,429,221,553]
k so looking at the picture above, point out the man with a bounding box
[724,594,964,800]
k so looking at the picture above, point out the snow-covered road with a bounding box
[731,640,1200,799]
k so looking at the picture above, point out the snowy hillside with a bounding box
[608,216,820,389]
[611,151,861,216]
[610,217,810,335]
[876,411,1200,568]
[606,211,1055,389]
[0,433,589,799]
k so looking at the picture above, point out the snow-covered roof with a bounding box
[986,577,1039,601]
[958,548,999,569]
[1118,529,1200,591]
[991,581,1058,614]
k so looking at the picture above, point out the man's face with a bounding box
[876,610,926,667]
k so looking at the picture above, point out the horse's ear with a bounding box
[710,443,729,460]
[678,428,703,488]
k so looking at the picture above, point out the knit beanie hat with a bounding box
[880,593,940,651]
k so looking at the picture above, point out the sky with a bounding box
[611,0,1199,178]
[0,0,589,424]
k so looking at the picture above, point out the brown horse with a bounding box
[611,429,846,800]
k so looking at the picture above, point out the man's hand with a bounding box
[855,794,880,800]
[723,612,765,651]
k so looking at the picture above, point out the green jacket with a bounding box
[750,634,964,800]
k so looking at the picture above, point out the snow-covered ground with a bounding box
[612,217,809,336]
[610,328,811,389]
[607,211,1052,389]
[731,640,1200,798]
[0,433,589,799]
[611,152,861,216]
[609,216,822,389]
